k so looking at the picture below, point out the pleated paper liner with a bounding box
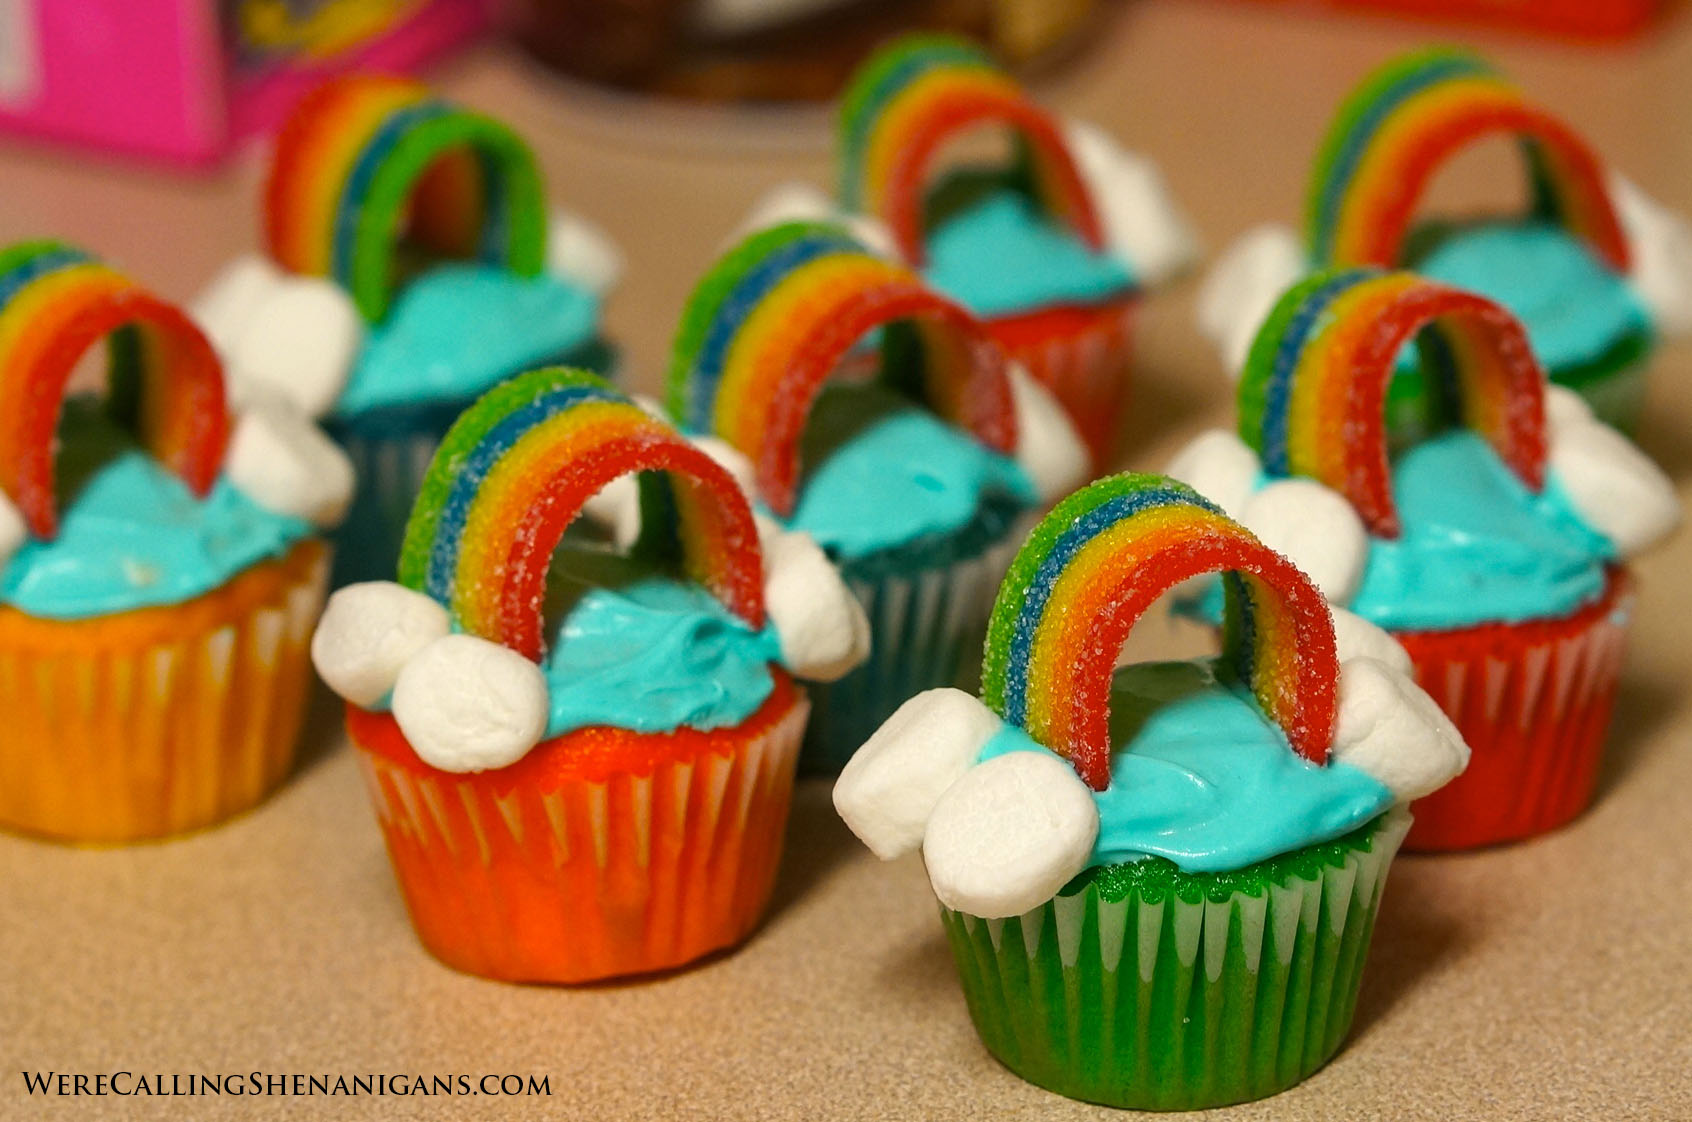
[0,539,328,844]
[799,501,1028,775]
[1396,567,1633,851]
[348,675,809,984]
[983,295,1138,471]
[943,810,1410,1111]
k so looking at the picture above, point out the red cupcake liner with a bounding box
[984,295,1139,471]
[348,676,809,983]
[1394,568,1633,851]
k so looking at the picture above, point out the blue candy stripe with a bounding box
[840,43,993,209]
[0,246,94,312]
[331,99,454,289]
[1258,269,1371,476]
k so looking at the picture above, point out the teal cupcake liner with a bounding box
[941,810,1410,1111]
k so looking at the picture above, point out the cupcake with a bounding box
[192,75,621,586]
[1172,269,1679,850]
[664,221,1087,773]
[1198,47,1692,436]
[0,240,351,843]
[737,34,1197,468]
[311,367,869,983]
[833,472,1468,1110]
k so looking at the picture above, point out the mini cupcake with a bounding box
[1172,269,1679,850]
[664,221,1087,773]
[0,241,351,843]
[738,34,1197,468]
[312,367,869,983]
[1199,48,1692,436]
[833,473,1467,1110]
[192,75,621,586]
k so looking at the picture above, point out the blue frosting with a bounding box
[782,382,1035,561]
[924,187,1135,318]
[979,660,1393,873]
[335,264,600,418]
[1406,220,1651,374]
[1193,431,1615,631]
[1,405,311,620]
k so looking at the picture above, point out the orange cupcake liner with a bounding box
[1396,568,1633,851]
[984,295,1138,471]
[348,675,809,984]
[0,540,328,843]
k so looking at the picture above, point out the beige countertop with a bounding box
[3,3,1690,1118]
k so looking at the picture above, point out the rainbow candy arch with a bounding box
[838,35,1103,266]
[1307,48,1629,273]
[0,240,228,539]
[666,223,1016,518]
[264,75,547,324]
[398,367,765,662]
[981,474,1339,793]
[1237,268,1547,539]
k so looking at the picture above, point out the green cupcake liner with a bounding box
[941,810,1410,1111]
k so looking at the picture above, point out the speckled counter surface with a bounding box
[4,4,1690,1119]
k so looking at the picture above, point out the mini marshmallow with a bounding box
[1239,479,1368,605]
[1164,428,1262,518]
[763,526,870,682]
[691,434,758,499]
[1007,363,1089,502]
[224,402,355,527]
[1063,119,1200,285]
[1544,384,1594,435]
[392,634,550,773]
[227,276,361,418]
[1328,606,1412,676]
[579,474,643,550]
[923,750,1099,919]
[1196,225,1306,376]
[0,489,26,570]
[1331,657,1468,802]
[1610,171,1692,338]
[832,688,1002,860]
[547,209,624,297]
[733,180,899,260]
[1550,417,1681,557]
[311,582,451,706]
[190,254,285,354]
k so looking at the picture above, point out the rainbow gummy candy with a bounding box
[837,35,1102,265]
[665,222,1016,517]
[265,75,547,323]
[1237,268,1547,539]
[981,473,1339,792]
[398,367,765,662]
[0,240,228,539]
[1307,48,1628,272]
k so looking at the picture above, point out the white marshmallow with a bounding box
[1007,363,1089,502]
[1544,384,1595,436]
[547,209,624,297]
[190,254,286,354]
[832,689,1002,859]
[1328,606,1412,676]
[1196,224,1306,376]
[763,526,870,682]
[0,490,26,570]
[224,403,355,527]
[923,751,1099,919]
[1331,657,1468,802]
[1063,119,1199,285]
[227,276,361,418]
[311,582,451,706]
[1549,417,1681,557]
[1609,171,1692,338]
[690,434,758,500]
[1164,428,1262,518]
[732,180,899,260]
[1239,479,1368,605]
[578,474,643,550]
[391,634,550,773]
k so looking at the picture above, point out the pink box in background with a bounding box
[0,0,489,166]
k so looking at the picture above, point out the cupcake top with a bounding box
[1171,269,1678,631]
[191,76,621,424]
[0,241,350,621]
[1199,48,1692,377]
[832,473,1468,918]
[311,367,871,774]
[664,222,1086,568]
